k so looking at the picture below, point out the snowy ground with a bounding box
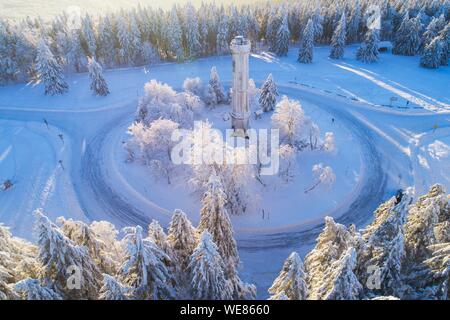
[0,45,449,298]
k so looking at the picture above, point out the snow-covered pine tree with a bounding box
[356,28,380,63]
[99,274,129,300]
[401,184,450,299]
[358,190,412,298]
[13,278,62,300]
[87,57,110,96]
[209,66,226,104]
[0,21,18,84]
[187,231,233,300]
[424,242,450,300]
[422,14,446,48]
[304,216,364,300]
[347,0,361,43]
[116,15,132,66]
[273,13,290,56]
[35,39,69,95]
[393,13,421,56]
[404,184,449,264]
[34,210,102,299]
[183,3,201,59]
[420,36,443,69]
[329,12,346,59]
[298,18,314,64]
[147,220,174,259]
[57,217,116,274]
[120,225,176,300]
[96,15,116,67]
[311,6,324,41]
[259,73,278,112]
[269,252,307,300]
[216,10,230,55]
[198,174,239,272]
[325,247,363,300]
[438,23,450,66]
[167,6,184,62]
[80,14,97,59]
[167,209,198,268]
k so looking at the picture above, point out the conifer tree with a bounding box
[420,36,442,69]
[273,13,290,56]
[35,39,69,95]
[298,19,314,64]
[208,66,226,104]
[188,231,233,300]
[356,28,380,63]
[259,73,278,112]
[99,274,129,300]
[87,57,110,96]
[34,210,102,299]
[269,252,307,300]
[198,174,239,272]
[167,209,197,268]
[120,225,176,300]
[329,13,346,59]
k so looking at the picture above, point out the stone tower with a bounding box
[230,36,251,135]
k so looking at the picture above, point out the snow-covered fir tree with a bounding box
[183,3,201,59]
[402,185,450,299]
[80,14,97,59]
[208,66,226,104]
[198,174,239,272]
[424,242,450,300]
[13,278,62,300]
[273,13,290,56]
[167,209,198,268]
[87,57,110,96]
[187,231,233,300]
[311,5,324,41]
[298,18,314,64]
[358,190,412,298]
[259,73,278,112]
[347,0,361,43]
[329,12,346,59]
[269,252,307,300]
[422,14,446,48]
[166,6,184,62]
[120,225,176,300]
[304,216,364,300]
[216,11,230,55]
[438,23,450,66]
[34,210,102,299]
[324,247,363,300]
[99,274,129,300]
[0,21,18,84]
[57,217,117,275]
[35,39,69,95]
[356,28,380,63]
[147,220,174,259]
[393,13,421,56]
[420,36,443,69]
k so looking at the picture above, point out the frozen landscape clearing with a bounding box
[0,45,449,298]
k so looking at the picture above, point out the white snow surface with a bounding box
[0,45,449,298]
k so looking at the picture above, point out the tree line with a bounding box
[1,0,449,88]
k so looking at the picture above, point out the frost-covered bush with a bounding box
[182,77,204,98]
[136,80,194,128]
[271,96,322,150]
[127,119,180,184]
